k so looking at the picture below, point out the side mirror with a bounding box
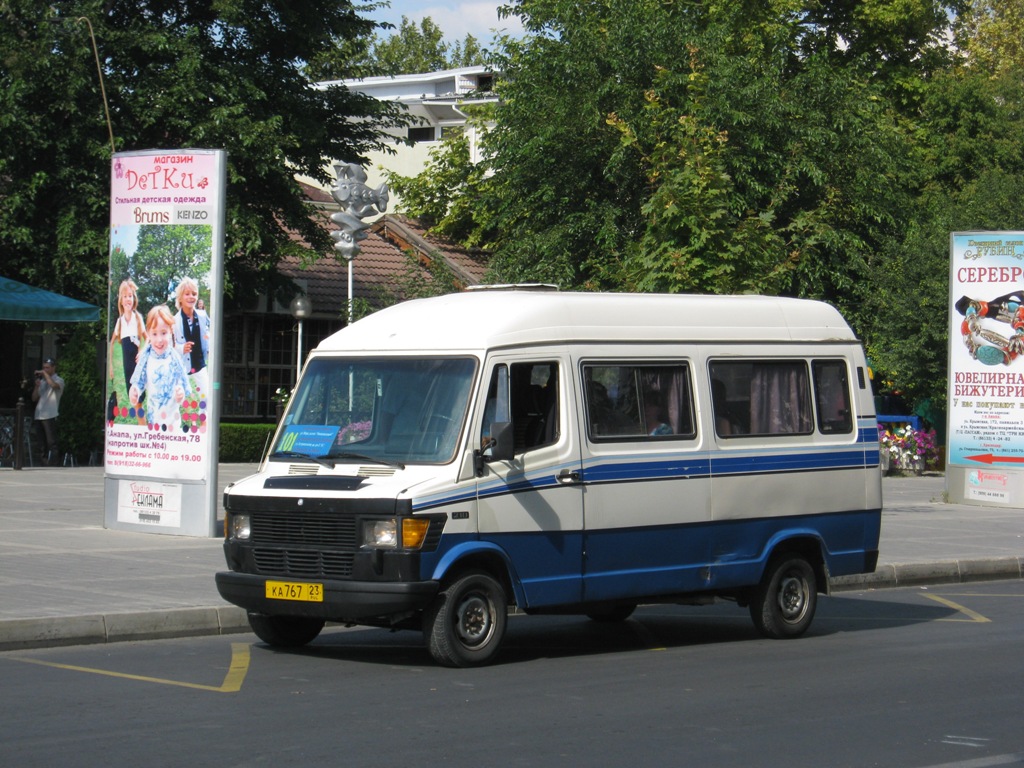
[485,422,514,462]
[474,421,513,476]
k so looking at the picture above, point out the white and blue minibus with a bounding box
[216,289,882,666]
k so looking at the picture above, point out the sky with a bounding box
[367,1,524,43]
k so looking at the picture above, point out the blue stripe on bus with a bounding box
[418,508,881,609]
[412,446,880,511]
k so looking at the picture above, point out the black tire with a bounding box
[423,571,507,667]
[749,555,817,639]
[248,612,325,647]
[586,604,637,623]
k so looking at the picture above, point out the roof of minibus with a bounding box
[312,290,858,354]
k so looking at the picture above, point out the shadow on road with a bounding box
[255,592,959,668]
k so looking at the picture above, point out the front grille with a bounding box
[250,511,357,579]
[252,511,357,548]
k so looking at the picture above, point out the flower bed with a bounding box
[879,424,939,473]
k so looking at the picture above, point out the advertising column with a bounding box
[947,231,1024,507]
[103,149,226,536]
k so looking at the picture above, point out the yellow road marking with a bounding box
[9,642,251,693]
[921,593,992,623]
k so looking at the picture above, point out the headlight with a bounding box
[363,518,398,548]
[230,514,251,541]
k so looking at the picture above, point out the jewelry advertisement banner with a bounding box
[949,231,1024,504]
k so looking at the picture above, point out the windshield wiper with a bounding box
[331,451,406,470]
[269,450,336,469]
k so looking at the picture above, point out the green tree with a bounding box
[0,0,409,309]
[0,0,409,454]
[862,67,1024,412]
[308,15,490,79]
[375,16,451,74]
[385,123,495,244]
[956,0,1024,76]
[334,0,1024,422]
[132,225,215,308]
[456,0,916,316]
[858,0,1024,412]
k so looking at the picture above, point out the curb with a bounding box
[3,562,1023,652]
[830,556,1024,591]
[0,606,250,652]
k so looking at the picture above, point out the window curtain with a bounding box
[749,364,812,434]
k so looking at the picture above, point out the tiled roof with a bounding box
[371,214,488,286]
[276,184,489,318]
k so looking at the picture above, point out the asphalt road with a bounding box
[2,581,1023,768]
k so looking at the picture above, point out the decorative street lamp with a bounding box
[330,162,389,324]
[289,295,312,382]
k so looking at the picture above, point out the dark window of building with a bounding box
[221,315,339,420]
[408,126,436,143]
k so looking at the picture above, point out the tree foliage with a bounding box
[109,224,214,311]
[459,0,920,319]
[373,16,487,74]
[391,0,1024,413]
[0,0,409,308]
[307,14,489,80]
[956,0,1024,75]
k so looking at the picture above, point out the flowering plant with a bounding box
[879,424,938,471]
[271,387,291,405]
[338,420,372,444]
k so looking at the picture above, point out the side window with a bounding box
[481,362,559,453]
[583,363,695,441]
[709,360,813,437]
[813,360,853,434]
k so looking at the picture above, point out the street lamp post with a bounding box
[289,295,312,383]
[330,161,389,325]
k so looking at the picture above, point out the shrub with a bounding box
[219,422,276,463]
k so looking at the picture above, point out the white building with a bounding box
[310,65,498,208]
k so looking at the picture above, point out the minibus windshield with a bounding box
[271,356,477,465]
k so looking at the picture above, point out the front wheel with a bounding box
[423,571,507,667]
[248,612,325,647]
[749,555,817,639]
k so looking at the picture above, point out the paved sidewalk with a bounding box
[0,466,1022,651]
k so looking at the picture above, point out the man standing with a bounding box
[32,357,64,466]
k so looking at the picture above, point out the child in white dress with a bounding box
[129,305,191,431]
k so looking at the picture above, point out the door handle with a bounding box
[557,468,582,484]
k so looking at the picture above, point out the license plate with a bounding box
[265,580,323,602]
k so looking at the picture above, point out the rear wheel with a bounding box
[749,555,817,638]
[248,612,325,647]
[424,571,507,667]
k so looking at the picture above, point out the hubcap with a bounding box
[455,593,493,647]
[777,573,808,622]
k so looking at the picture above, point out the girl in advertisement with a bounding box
[109,279,147,395]
[130,305,191,431]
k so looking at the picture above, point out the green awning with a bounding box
[0,276,101,322]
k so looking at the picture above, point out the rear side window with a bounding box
[812,360,853,434]
[583,363,695,441]
[709,358,853,437]
[709,360,813,437]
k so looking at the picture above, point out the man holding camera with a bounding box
[32,357,64,466]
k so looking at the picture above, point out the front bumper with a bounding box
[215,571,439,622]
